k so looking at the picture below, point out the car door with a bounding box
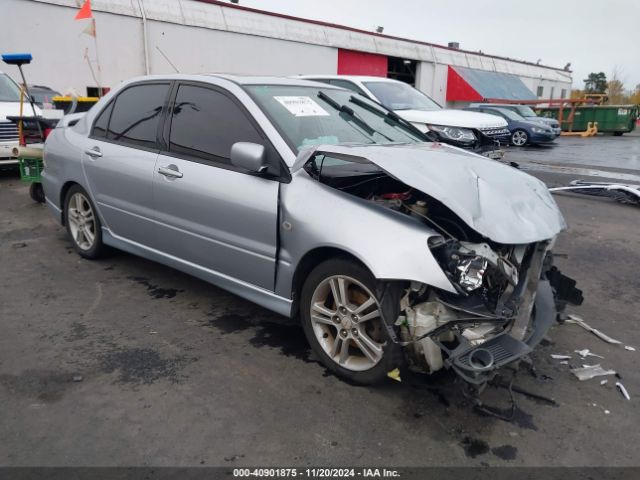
[153,82,281,290]
[83,82,170,246]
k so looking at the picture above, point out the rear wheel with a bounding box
[64,185,107,259]
[29,182,45,203]
[300,258,402,384]
[613,132,624,136]
[511,129,529,146]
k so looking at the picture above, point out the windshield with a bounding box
[363,81,441,111]
[30,89,59,106]
[0,74,22,102]
[493,108,524,121]
[515,106,537,117]
[246,85,426,153]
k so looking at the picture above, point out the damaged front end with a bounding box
[294,143,583,385]
[397,239,583,384]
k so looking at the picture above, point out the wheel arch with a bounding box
[290,246,371,319]
[59,180,80,225]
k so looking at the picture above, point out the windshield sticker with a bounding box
[274,96,330,117]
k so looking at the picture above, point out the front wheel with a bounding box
[511,129,529,147]
[300,258,402,385]
[64,185,107,259]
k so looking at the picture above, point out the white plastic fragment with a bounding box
[616,382,631,401]
[551,354,572,360]
[575,349,604,359]
[625,346,636,352]
[570,364,616,381]
[601,380,608,385]
[566,315,622,345]
[604,410,610,415]
[559,361,569,365]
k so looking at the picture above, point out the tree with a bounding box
[629,84,640,105]
[607,79,625,104]
[584,72,607,93]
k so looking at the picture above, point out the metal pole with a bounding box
[137,0,150,75]
[92,19,103,95]
[16,64,43,139]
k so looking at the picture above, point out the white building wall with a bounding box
[0,0,571,101]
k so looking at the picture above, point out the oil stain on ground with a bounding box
[208,312,311,362]
[128,276,184,299]
[100,348,196,384]
[0,369,78,402]
[491,445,518,461]
[460,436,490,458]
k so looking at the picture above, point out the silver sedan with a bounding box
[42,75,582,385]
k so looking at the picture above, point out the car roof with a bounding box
[119,73,345,89]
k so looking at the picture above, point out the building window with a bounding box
[550,86,555,99]
[561,89,567,99]
[536,86,544,97]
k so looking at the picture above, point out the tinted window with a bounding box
[169,85,263,164]
[107,83,169,149]
[92,101,114,139]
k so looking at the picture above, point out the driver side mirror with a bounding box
[230,142,268,174]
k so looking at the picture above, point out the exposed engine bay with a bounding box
[305,153,584,384]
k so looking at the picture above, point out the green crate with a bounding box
[18,157,43,183]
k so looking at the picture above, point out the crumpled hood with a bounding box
[293,143,566,244]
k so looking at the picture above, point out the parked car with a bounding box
[464,106,556,146]
[300,75,511,158]
[42,74,582,386]
[469,103,561,136]
[1,71,36,166]
[28,85,61,109]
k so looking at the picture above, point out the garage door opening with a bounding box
[387,57,417,86]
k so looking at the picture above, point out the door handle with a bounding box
[158,165,183,178]
[85,147,102,158]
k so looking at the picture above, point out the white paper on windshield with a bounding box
[274,96,330,117]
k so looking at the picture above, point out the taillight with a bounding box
[44,128,53,139]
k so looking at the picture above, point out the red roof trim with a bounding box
[194,0,570,73]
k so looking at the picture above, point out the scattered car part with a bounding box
[551,354,571,359]
[616,382,631,400]
[571,364,616,381]
[624,346,636,352]
[549,180,640,206]
[575,349,604,359]
[565,314,622,344]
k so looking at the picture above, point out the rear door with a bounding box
[152,82,282,290]
[83,82,170,246]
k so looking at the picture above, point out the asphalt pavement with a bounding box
[1,132,639,467]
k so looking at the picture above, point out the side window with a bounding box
[91,101,114,139]
[329,79,367,96]
[107,83,169,149]
[169,85,263,166]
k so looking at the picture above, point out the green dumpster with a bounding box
[535,105,638,135]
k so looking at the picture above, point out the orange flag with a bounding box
[75,0,93,20]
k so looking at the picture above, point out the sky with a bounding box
[237,0,640,90]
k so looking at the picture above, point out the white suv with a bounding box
[0,71,43,166]
[301,75,511,157]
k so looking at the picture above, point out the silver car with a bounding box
[42,75,582,385]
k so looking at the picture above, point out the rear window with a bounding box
[106,83,169,149]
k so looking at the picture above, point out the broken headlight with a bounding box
[455,255,488,292]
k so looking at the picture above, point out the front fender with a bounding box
[274,171,456,299]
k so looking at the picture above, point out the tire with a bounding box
[64,184,107,259]
[511,129,529,147]
[29,182,45,203]
[613,132,624,136]
[300,258,403,385]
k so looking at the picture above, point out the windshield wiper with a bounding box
[317,91,394,142]
[348,95,435,142]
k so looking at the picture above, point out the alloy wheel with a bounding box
[309,275,386,371]
[67,192,96,251]
[512,130,528,146]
